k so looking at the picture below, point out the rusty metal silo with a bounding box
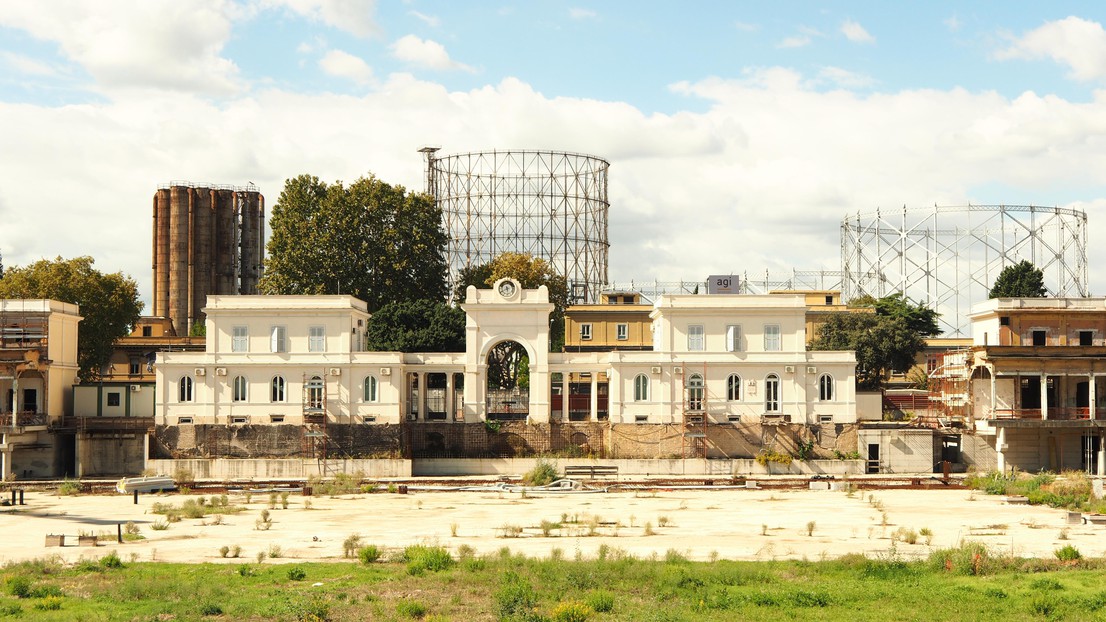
[152,182,265,336]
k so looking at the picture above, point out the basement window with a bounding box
[178,417,193,425]
[728,414,741,423]
[364,415,377,423]
[231,416,248,425]
[270,415,284,423]
[635,415,648,423]
[819,415,833,423]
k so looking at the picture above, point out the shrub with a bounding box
[343,534,363,558]
[99,551,124,569]
[200,602,224,616]
[523,458,559,486]
[32,596,62,611]
[150,520,169,531]
[1056,544,1082,562]
[219,546,230,558]
[496,571,537,619]
[57,479,81,496]
[405,545,454,575]
[540,520,559,537]
[268,544,283,559]
[585,590,615,613]
[929,541,991,575]
[358,545,381,564]
[755,450,793,466]
[237,564,254,577]
[551,600,592,622]
[231,545,242,558]
[396,599,428,619]
[806,521,816,537]
[287,566,307,581]
[124,522,140,536]
[7,576,31,598]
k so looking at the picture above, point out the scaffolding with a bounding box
[423,149,610,303]
[301,373,327,460]
[928,349,972,425]
[841,205,1088,336]
[681,366,708,458]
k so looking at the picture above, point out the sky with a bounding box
[1,1,1105,313]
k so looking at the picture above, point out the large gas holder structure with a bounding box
[421,148,611,303]
[152,182,265,336]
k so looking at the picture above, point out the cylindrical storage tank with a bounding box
[213,189,238,295]
[190,187,214,326]
[167,185,192,336]
[152,188,172,319]
[239,189,263,294]
[428,149,610,302]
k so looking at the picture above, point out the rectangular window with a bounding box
[178,416,193,425]
[616,323,628,341]
[579,324,593,340]
[824,295,834,306]
[142,325,153,337]
[232,326,248,352]
[129,358,141,375]
[1079,330,1094,346]
[726,325,741,352]
[687,325,705,351]
[1032,330,1046,346]
[764,325,781,351]
[107,392,121,407]
[231,416,248,425]
[270,326,287,353]
[309,326,325,352]
[270,415,285,423]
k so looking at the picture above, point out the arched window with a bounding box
[633,374,649,402]
[727,374,742,401]
[306,376,324,410]
[233,375,248,402]
[765,374,780,412]
[271,376,285,403]
[179,376,193,402]
[819,373,834,401]
[687,374,705,411]
[364,375,378,402]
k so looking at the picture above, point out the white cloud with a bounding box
[0,51,62,77]
[994,16,1106,81]
[263,0,380,38]
[0,0,241,95]
[841,19,875,43]
[945,15,961,32]
[734,21,758,32]
[777,35,811,49]
[409,10,440,28]
[569,8,597,20]
[816,66,876,89]
[391,35,475,72]
[318,49,374,84]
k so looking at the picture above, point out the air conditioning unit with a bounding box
[806,366,817,374]
[784,365,795,373]
[380,367,391,376]
[329,367,341,376]
[650,366,662,374]
[194,368,206,377]
[215,367,227,376]
[405,414,417,421]
[673,366,684,375]
[129,384,141,392]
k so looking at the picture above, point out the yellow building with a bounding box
[768,290,873,345]
[101,317,205,384]
[563,291,653,352]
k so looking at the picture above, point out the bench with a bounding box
[563,465,619,479]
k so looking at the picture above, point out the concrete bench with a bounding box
[564,465,619,479]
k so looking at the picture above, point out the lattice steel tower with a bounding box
[841,205,1088,336]
[422,148,610,302]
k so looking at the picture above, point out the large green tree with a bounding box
[989,260,1047,298]
[850,292,942,336]
[811,312,925,391]
[259,174,448,312]
[455,252,569,351]
[365,299,465,352]
[0,256,142,380]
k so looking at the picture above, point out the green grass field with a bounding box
[4,543,1106,621]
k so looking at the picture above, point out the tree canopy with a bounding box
[850,292,941,336]
[259,174,449,312]
[455,252,569,351]
[0,256,142,381]
[811,312,925,391]
[989,260,1047,298]
[365,299,465,352]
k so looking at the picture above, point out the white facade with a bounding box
[157,288,859,426]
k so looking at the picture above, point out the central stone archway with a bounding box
[485,340,529,421]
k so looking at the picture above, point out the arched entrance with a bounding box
[486,340,529,421]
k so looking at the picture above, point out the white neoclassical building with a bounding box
[156,281,858,427]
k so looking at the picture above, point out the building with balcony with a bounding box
[0,300,81,479]
[966,297,1106,473]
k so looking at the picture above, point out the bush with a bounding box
[551,600,592,622]
[496,571,537,619]
[7,576,31,598]
[358,545,381,564]
[585,590,615,613]
[200,602,224,616]
[57,479,81,496]
[32,596,62,611]
[404,545,454,575]
[343,534,363,558]
[99,551,124,569]
[1056,544,1082,562]
[287,566,307,581]
[523,458,559,486]
[929,541,992,575]
[396,599,428,619]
